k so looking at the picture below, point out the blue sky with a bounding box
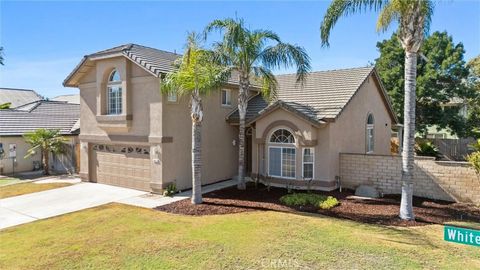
[0,0,479,98]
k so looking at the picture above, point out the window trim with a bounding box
[268,146,296,179]
[366,113,375,153]
[269,128,296,144]
[221,89,232,107]
[302,147,314,180]
[106,69,122,115]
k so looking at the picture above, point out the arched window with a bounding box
[366,113,374,153]
[270,129,295,144]
[107,69,122,115]
[268,128,295,178]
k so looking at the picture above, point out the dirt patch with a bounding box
[156,183,480,227]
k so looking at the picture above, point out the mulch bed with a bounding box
[156,183,480,227]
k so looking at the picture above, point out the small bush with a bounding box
[280,193,339,210]
[163,183,177,197]
[467,151,480,175]
[415,141,440,158]
[318,196,340,210]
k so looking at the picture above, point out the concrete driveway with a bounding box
[0,182,147,230]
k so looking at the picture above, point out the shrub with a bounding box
[415,141,440,158]
[280,193,339,210]
[163,183,177,197]
[318,196,340,210]
[467,139,480,175]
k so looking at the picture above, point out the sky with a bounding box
[0,0,479,98]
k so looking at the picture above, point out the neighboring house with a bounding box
[422,98,468,139]
[0,87,42,108]
[64,43,397,192]
[52,94,80,104]
[0,100,80,175]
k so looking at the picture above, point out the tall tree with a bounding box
[466,56,480,138]
[376,31,473,137]
[162,33,230,204]
[321,0,434,220]
[204,18,311,190]
[24,129,66,175]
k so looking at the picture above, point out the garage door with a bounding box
[92,144,151,191]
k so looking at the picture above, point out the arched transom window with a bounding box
[107,69,122,115]
[268,129,296,178]
[270,129,295,144]
[366,113,375,153]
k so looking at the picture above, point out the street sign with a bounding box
[444,225,480,247]
[9,144,16,158]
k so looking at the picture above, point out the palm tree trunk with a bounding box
[399,50,417,220]
[43,150,50,175]
[191,92,203,204]
[237,74,249,190]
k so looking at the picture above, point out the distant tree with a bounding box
[24,129,67,175]
[162,33,229,204]
[375,31,474,137]
[466,56,480,138]
[0,47,3,65]
[0,102,11,109]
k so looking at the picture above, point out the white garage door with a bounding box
[92,144,151,191]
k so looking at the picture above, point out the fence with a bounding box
[433,138,475,161]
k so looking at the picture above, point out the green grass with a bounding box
[0,204,478,269]
[0,178,21,187]
[0,182,72,199]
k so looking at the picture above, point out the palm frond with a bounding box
[258,43,311,86]
[321,0,387,47]
[252,66,278,101]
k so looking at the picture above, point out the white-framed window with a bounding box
[107,69,122,115]
[167,91,177,102]
[302,148,314,179]
[221,89,232,106]
[268,128,296,178]
[366,113,375,153]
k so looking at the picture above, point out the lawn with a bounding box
[0,178,21,187]
[0,204,478,269]
[0,182,72,199]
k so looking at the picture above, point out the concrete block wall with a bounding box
[340,153,480,204]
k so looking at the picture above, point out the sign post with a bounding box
[9,144,16,176]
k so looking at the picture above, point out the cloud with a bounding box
[0,57,80,98]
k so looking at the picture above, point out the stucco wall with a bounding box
[161,87,240,190]
[340,153,480,204]
[0,136,41,174]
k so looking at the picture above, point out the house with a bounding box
[64,43,397,192]
[0,87,42,108]
[52,94,80,104]
[0,100,80,175]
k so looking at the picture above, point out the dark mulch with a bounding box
[156,183,480,227]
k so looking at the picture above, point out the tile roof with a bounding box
[0,100,79,136]
[227,67,378,124]
[226,94,269,123]
[51,94,80,104]
[0,88,42,108]
[64,43,253,87]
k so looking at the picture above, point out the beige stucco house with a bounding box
[64,44,397,192]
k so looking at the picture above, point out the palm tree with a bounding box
[321,0,434,220]
[24,129,67,175]
[0,102,11,109]
[204,18,311,190]
[162,33,230,204]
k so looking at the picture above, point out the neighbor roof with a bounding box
[227,67,397,125]
[0,100,80,136]
[64,43,257,88]
[52,94,80,104]
[0,88,42,108]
